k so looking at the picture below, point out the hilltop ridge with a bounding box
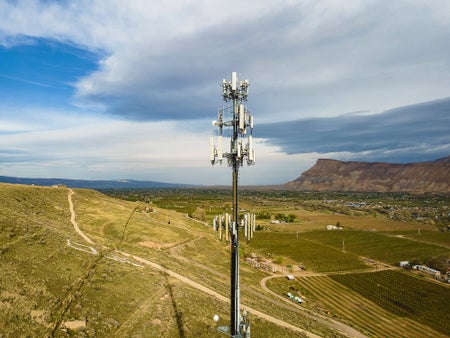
[285,156,450,193]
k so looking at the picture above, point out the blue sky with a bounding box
[0,1,449,185]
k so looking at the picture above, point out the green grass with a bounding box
[300,229,449,265]
[381,230,450,247]
[246,231,368,272]
[330,270,450,335]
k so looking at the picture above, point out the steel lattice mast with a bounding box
[210,72,254,337]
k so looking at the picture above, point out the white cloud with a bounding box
[3,0,449,121]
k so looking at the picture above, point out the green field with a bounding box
[381,229,450,247]
[330,270,450,336]
[245,232,368,272]
[241,227,449,273]
[299,229,449,265]
[269,274,448,338]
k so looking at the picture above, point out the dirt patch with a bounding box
[152,318,162,326]
[31,310,49,326]
[138,241,177,250]
[63,319,86,331]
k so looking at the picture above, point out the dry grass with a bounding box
[0,184,337,337]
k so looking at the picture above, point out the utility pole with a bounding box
[210,72,254,337]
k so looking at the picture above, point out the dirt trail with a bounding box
[66,189,320,337]
[68,189,94,244]
[389,233,450,249]
[117,251,320,337]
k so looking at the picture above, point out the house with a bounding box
[399,261,410,268]
[412,265,441,278]
[326,224,342,230]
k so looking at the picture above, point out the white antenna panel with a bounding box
[249,115,253,129]
[210,136,215,162]
[237,141,241,158]
[231,72,237,91]
[218,135,223,161]
[239,104,245,130]
[225,214,229,242]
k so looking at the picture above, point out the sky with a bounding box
[0,0,449,185]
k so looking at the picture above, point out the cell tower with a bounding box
[210,71,254,338]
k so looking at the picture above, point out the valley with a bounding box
[1,183,449,337]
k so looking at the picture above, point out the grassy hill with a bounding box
[0,183,335,337]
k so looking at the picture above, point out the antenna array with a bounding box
[210,73,255,167]
[213,212,256,243]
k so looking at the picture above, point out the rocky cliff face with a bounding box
[285,157,450,193]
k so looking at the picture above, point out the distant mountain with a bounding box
[284,156,450,193]
[434,155,450,163]
[0,176,190,189]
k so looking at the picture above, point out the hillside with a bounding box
[285,156,450,193]
[0,183,335,337]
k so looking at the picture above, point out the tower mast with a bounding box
[210,71,254,337]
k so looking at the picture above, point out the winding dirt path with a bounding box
[118,251,321,337]
[68,189,94,244]
[66,189,320,337]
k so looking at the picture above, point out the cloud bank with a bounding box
[1,1,450,184]
[258,97,450,163]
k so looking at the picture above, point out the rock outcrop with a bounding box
[285,156,450,193]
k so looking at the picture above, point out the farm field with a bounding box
[330,270,450,336]
[266,274,447,338]
[263,210,436,232]
[298,229,449,265]
[244,232,369,272]
[382,229,450,247]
